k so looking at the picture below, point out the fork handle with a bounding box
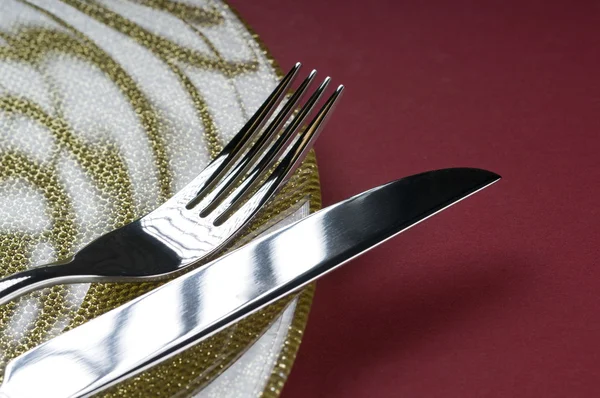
[0,262,79,306]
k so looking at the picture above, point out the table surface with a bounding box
[227,1,600,397]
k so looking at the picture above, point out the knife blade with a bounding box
[0,167,500,398]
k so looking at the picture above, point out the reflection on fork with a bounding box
[0,62,344,305]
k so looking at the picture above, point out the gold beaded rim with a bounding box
[0,1,319,396]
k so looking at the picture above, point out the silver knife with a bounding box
[0,167,500,398]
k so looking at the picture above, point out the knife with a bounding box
[0,167,500,398]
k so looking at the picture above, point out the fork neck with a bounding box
[0,262,81,306]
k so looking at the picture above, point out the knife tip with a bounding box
[460,167,501,182]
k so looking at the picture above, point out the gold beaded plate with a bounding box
[0,1,320,397]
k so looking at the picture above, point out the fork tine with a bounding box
[199,71,321,216]
[185,62,301,209]
[213,84,345,226]
[207,79,332,221]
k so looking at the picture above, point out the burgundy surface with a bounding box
[227,1,600,397]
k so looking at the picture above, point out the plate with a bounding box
[0,1,319,396]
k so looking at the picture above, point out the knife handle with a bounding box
[0,260,80,305]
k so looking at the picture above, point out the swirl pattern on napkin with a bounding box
[0,1,319,396]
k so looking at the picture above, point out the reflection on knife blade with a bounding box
[0,168,500,398]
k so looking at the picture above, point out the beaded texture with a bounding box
[0,1,320,396]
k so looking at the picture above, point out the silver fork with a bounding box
[0,63,344,305]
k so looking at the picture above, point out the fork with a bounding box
[0,63,344,305]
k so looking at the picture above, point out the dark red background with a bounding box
[228,1,600,397]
